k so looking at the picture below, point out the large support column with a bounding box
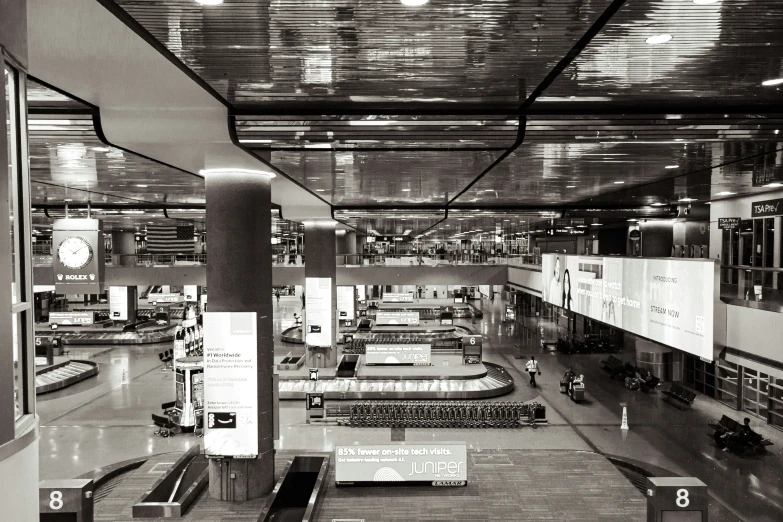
[111,230,136,266]
[304,220,337,368]
[206,170,274,500]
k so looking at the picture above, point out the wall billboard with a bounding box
[382,293,414,303]
[109,286,128,321]
[541,254,716,360]
[203,312,258,458]
[335,443,467,486]
[336,285,355,320]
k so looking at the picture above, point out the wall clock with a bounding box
[57,236,93,270]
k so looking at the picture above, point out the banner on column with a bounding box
[203,312,258,458]
[337,285,355,320]
[109,286,128,320]
[306,278,332,346]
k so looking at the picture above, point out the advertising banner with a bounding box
[203,312,258,458]
[109,286,128,321]
[541,254,715,360]
[49,312,94,326]
[305,277,333,346]
[335,443,467,486]
[375,311,420,326]
[365,344,431,365]
[184,285,199,302]
[148,293,182,304]
[382,293,414,303]
[337,285,355,320]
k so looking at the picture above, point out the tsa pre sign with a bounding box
[203,312,258,458]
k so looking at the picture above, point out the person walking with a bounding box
[525,356,541,388]
[275,290,280,303]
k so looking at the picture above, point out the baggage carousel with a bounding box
[277,362,513,400]
[35,360,99,394]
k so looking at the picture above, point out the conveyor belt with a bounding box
[278,362,513,400]
[35,360,99,394]
[33,328,176,345]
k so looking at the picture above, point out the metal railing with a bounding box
[336,253,541,267]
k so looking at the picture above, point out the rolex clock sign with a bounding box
[53,218,106,294]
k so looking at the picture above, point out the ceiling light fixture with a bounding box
[566,185,576,188]
[646,34,672,45]
[401,188,411,192]
[764,183,783,188]
[678,197,697,202]
[136,184,148,188]
[614,181,625,184]
[400,0,428,5]
[714,191,736,196]
[651,202,666,206]
[665,165,679,169]
[761,78,783,87]
[92,147,110,152]
[195,0,223,5]
[693,0,719,4]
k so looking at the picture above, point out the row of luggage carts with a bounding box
[333,400,546,428]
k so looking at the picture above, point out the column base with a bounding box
[208,450,275,501]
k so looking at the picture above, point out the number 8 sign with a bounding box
[39,479,94,521]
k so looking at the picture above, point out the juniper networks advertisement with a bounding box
[375,311,420,326]
[365,344,431,365]
[203,312,258,458]
[541,254,715,360]
[305,278,332,346]
[335,443,467,486]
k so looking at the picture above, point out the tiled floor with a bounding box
[38,296,783,521]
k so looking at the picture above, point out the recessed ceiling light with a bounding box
[627,218,638,222]
[651,202,666,206]
[92,147,110,152]
[315,189,325,192]
[400,0,428,5]
[576,225,587,228]
[762,78,783,87]
[665,165,679,169]
[678,197,697,202]
[401,188,411,192]
[714,191,736,196]
[484,189,494,192]
[614,181,625,184]
[693,0,719,4]
[195,0,223,5]
[566,185,576,188]
[136,184,148,188]
[764,183,783,188]
[64,199,73,202]
[646,34,672,45]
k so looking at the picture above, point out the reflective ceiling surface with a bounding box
[77,1,783,236]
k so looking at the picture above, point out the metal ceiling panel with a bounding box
[110,0,611,106]
[542,0,783,105]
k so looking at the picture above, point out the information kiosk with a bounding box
[174,356,204,432]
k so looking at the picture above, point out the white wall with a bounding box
[0,437,39,521]
[507,266,542,296]
[726,305,783,362]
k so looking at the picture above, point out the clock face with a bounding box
[58,236,94,270]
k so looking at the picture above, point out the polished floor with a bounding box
[38,296,783,521]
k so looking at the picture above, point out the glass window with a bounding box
[716,360,739,408]
[5,66,20,304]
[753,219,764,268]
[764,218,775,268]
[768,378,783,431]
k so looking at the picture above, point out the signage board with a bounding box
[305,277,333,347]
[39,479,94,522]
[203,312,258,458]
[382,293,414,303]
[365,344,431,365]
[52,218,106,295]
[337,285,356,320]
[375,311,419,326]
[335,443,467,486]
[646,477,708,522]
[541,254,716,360]
[184,285,199,302]
[751,197,783,218]
[49,312,94,326]
[152,305,171,326]
[546,227,587,236]
[148,293,182,304]
[718,217,741,230]
[109,286,128,321]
